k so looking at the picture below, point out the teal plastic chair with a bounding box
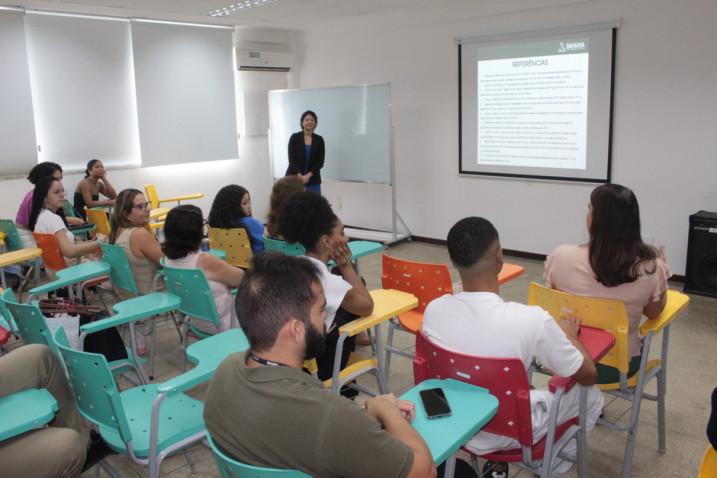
[0,219,25,251]
[98,241,183,378]
[0,218,42,287]
[1,288,148,382]
[208,433,311,478]
[0,289,18,335]
[55,335,206,478]
[263,237,305,256]
[162,264,223,347]
[0,388,58,441]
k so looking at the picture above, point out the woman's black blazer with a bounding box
[286,132,325,185]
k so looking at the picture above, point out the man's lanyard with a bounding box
[249,352,288,368]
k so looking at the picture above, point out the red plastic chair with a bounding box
[413,332,585,478]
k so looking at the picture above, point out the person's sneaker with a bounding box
[482,460,508,478]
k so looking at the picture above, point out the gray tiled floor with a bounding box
[67,240,715,477]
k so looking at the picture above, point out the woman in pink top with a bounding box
[544,183,671,383]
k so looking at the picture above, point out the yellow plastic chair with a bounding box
[85,208,111,237]
[207,227,252,269]
[528,282,689,478]
[700,446,717,478]
[306,289,418,396]
[144,184,203,210]
[0,248,43,289]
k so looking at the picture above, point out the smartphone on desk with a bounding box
[419,387,452,419]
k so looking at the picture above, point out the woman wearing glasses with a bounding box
[108,189,164,296]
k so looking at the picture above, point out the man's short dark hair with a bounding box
[278,192,338,252]
[447,217,499,268]
[236,253,321,351]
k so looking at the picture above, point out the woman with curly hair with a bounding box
[208,185,265,254]
[279,192,373,382]
[266,176,304,239]
[544,183,671,383]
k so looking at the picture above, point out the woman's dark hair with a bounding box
[27,162,62,185]
[300,110,317,129]
[85,159,101,178]
[589,183,657,287]
[28,176,67,231]
[266,176,304,238]
[208,185,250,229]
[109,188,143,244]
[162,205,204,260]
[279,192,337,251]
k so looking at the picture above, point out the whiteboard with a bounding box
[268,84,391,184]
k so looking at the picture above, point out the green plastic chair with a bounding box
[0,219,25,251]
[98,242,141,296]
[162,264,223,347]
[55,336,206,478]
[0,289,18,335]
[0,388,58,441]
[98,241,175,378]
[263,237,305,256]
[208,433,311,478]
[1,288,148,382]
[0,218,42,287]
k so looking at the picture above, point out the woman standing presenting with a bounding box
[286,110,324,194]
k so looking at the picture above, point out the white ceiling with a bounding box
[5,0,444,27]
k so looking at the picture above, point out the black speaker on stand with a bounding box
[684,210,717,297]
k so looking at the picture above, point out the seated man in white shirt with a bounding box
[422,217,603,478]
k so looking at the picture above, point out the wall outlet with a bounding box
[336,197,342,210]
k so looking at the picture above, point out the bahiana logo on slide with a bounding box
[558,41,586,53]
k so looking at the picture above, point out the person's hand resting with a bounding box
[365,394,416,423]
[330,241,352,269]
[557,311,581,340]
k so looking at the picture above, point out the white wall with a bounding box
[295,0,717,274]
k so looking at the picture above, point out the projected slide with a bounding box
[477,51,588,170]
[459,25,615,182]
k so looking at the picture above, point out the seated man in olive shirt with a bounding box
[204,253,435,478]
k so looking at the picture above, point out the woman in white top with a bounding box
[108,189,163,296]
[163,205,244,334]
[28,176,100,276]
[279,192,374,382]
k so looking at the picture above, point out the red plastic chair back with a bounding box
[32,233,68,271]
[414,331,534,448]
[381,254,453,314]
[0,325,9,346]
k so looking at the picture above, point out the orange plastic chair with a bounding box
[31,233,106,300]
[32,232,68,272]
[85,208,111,237]
[381,254,453,375]
[381,254,525,375]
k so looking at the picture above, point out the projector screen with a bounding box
[459,24,616,182]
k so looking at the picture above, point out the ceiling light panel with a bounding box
[207,0,278,17]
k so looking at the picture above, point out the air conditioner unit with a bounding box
[236,49,293,71]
